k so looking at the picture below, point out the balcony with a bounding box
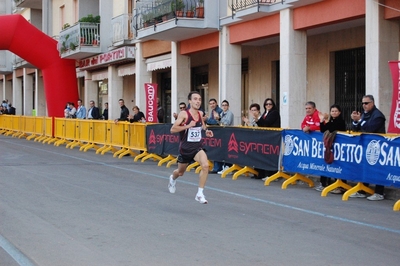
[225,0,324,22]
[14,0,42,9]
[111,13,135,47]
[134,0,218,42]
[58,22,101,60]
[13,54,36,69]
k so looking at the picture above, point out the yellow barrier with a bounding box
[41,117,54,143]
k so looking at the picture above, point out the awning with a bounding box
[118,63,135,76]
[146,54,172,72]
[91,70,108,81]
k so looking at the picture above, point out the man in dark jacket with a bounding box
[87,100,100,119]
[114,99,129,122]
[350,94,386,200]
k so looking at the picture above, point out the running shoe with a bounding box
[168,175,176,193]
[195,194,208,204]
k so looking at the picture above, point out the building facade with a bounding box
[0,0,399,129]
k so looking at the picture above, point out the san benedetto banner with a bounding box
[144,83,158,123]
[282,129,400,188]
[388,61,400,133]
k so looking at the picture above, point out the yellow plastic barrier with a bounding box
[68,119,90,149]
[4,115,20,136]
[79,120,106,152]
[41,117,54,143]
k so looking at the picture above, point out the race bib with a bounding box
[187,127,202,142]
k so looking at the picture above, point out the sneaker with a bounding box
[349,192,367,198]
[168,175,176,194]
[367,193,384,201]
[314,183,324,192]
[330,188,344,194]
[195,194,208,204]
[217,166,229,175]
[261,176,268,181]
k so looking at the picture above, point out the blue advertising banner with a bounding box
[361,134,400,188]
[282,129,362,182]
[282,129,400,188]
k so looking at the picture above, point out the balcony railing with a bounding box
[230,0,283,12]
[111,13,134,45]
[135,0,204,31]
[58,22,100,56]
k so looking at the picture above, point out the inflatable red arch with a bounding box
[0,14,79,117]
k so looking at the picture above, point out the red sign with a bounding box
[144,83,158,123]
[388,61,400,133]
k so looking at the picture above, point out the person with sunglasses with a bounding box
[350,94,386,200]
[173,102,187,120]
[259,98,281,128]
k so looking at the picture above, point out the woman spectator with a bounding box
[259,98,281,128]
[258,98,281,180]
[315,104,346,192]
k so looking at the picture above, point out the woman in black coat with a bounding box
[315,104,346,192]
[258,98,281,128]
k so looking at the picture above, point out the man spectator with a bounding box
[205,98,223,173]
[8,103,16,115]
[87,100,100,119]
[157,98,165,123]
[173,102,187,120]
[217,100,234,174]
[114,99,129,123]
[102,102,108,120]
[75,99,87,119]
[350,94,386,201]
[204,98,222,126]
[301,101,320,133]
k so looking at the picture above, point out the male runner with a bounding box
[168,91,214,204]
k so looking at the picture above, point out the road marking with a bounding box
[0,235,36,266]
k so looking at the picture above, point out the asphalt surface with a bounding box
[0,134,399,266]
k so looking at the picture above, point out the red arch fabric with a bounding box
[0,14,79,117]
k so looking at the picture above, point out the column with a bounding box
[13,73,22,115]
[35,70,46,116]
[219,26,242,125]
[366,0,400,117]
[171,41,190,118]
[108,66,123,120]
[280,8,307,129]
[135,43,151,110]
[23,69,33,116]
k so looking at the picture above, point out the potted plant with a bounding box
[196,0,204,18]
[186,6,195,18]
[172,0,185,17]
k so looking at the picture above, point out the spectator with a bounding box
[102,102,108,120]
[217,100,235,175]
[87,100,100,119]
[64,102,76,118]
[75,99,86,119]
[259,98,281,128]
[258,98,281,181]
[205,98,223,173]
[114,99,129,123]
[8,103,16,115]
[204,98,222,126]
[128,106,146,123]
[314,104,346,192]
[242,103,262,127]
[301,101,320,133]
[157,98,165,123]
[219,100,234,126]
[173,102,187,120]
[350,94,386,201]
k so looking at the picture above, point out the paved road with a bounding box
[0,134,399,266]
